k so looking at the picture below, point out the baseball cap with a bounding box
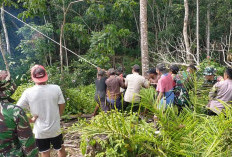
[0,70,15,100]
[31,65,48,83]
[132,64,140,70]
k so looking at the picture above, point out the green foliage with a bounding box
[75,98,232,156]
[11,83,33,101]
[12,83,96,115]
[198,57,225,76]
[17,0,47,19]
[16,23,55,66]
[71,76,232,156]
[64,84,95,114]
[73,111,162,157]
[89,24,131,55]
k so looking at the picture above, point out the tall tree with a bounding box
[59,0,83,78]
[140,0,149,76]
[1,6,11,55]
[206,2,210,57]
[0,33,10,74]
[196,0,199,63]
[183,0,192,63]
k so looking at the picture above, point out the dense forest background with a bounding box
[0,0,231,85]
[1,1,232,156]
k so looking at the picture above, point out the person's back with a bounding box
[170,65,189,109]
[94,75,109,113]
[156,64,175,108]
[105,68,124,110]
[17,65,66,157]
[209,79,232,112]
[95,77,107,100]
[18,84,64,138]
[105,74,124,99]
[124,73,148,103]
[0,102,38,157]
[208,67,232,114]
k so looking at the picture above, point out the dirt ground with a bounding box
[50,119,84,157]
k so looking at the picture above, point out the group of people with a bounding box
[0,65,66,157]
[93,63,232,115]
[93,63,191,115]
[1,63,232,156]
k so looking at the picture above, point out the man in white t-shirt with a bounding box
[124,64,149,111]
[17,65,66,157]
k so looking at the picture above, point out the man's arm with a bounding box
[16,91,30,110]
[59,104,65,116]
[142,78,150,88]
[209,84,219,100]
[16,91,37,123]
[57,86,66,116]
[156,92,163,105]
[118,77,125,88]
[16,108,38,157]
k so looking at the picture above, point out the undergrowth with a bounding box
[70,77,232,157]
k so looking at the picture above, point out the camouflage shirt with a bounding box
[0,101,38,157]
[0,79,16,102]
[172,74,189,107]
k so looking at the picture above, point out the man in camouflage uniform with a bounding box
[202,67,222,91]
[0,70,38,157]
[199,67,223,98]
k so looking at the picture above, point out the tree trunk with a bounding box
[183,0,192,63]
[140,0,149,76]
[206,2,210,57]
[196,0,199,63]
[64,38,69,69]
[0,33,10,74]
[1,6,11,56]
[59,0,83,79]
[59,23,64,78]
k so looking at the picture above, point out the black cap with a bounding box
[98,70,105,76]
[132,64,140,70]
[147,68,157,74]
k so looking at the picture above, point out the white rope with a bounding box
[1,8,98,68]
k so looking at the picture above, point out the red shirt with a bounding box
[156,73,174,93]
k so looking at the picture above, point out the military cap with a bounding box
[0,70,15,100]
[203,67,216,76]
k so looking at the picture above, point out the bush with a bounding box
[74,111,161,157]
[12,83,96,115]
[64,84,96,115]
[198,57,225,76]
[11,83,33,102]
[74,89,232,157]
